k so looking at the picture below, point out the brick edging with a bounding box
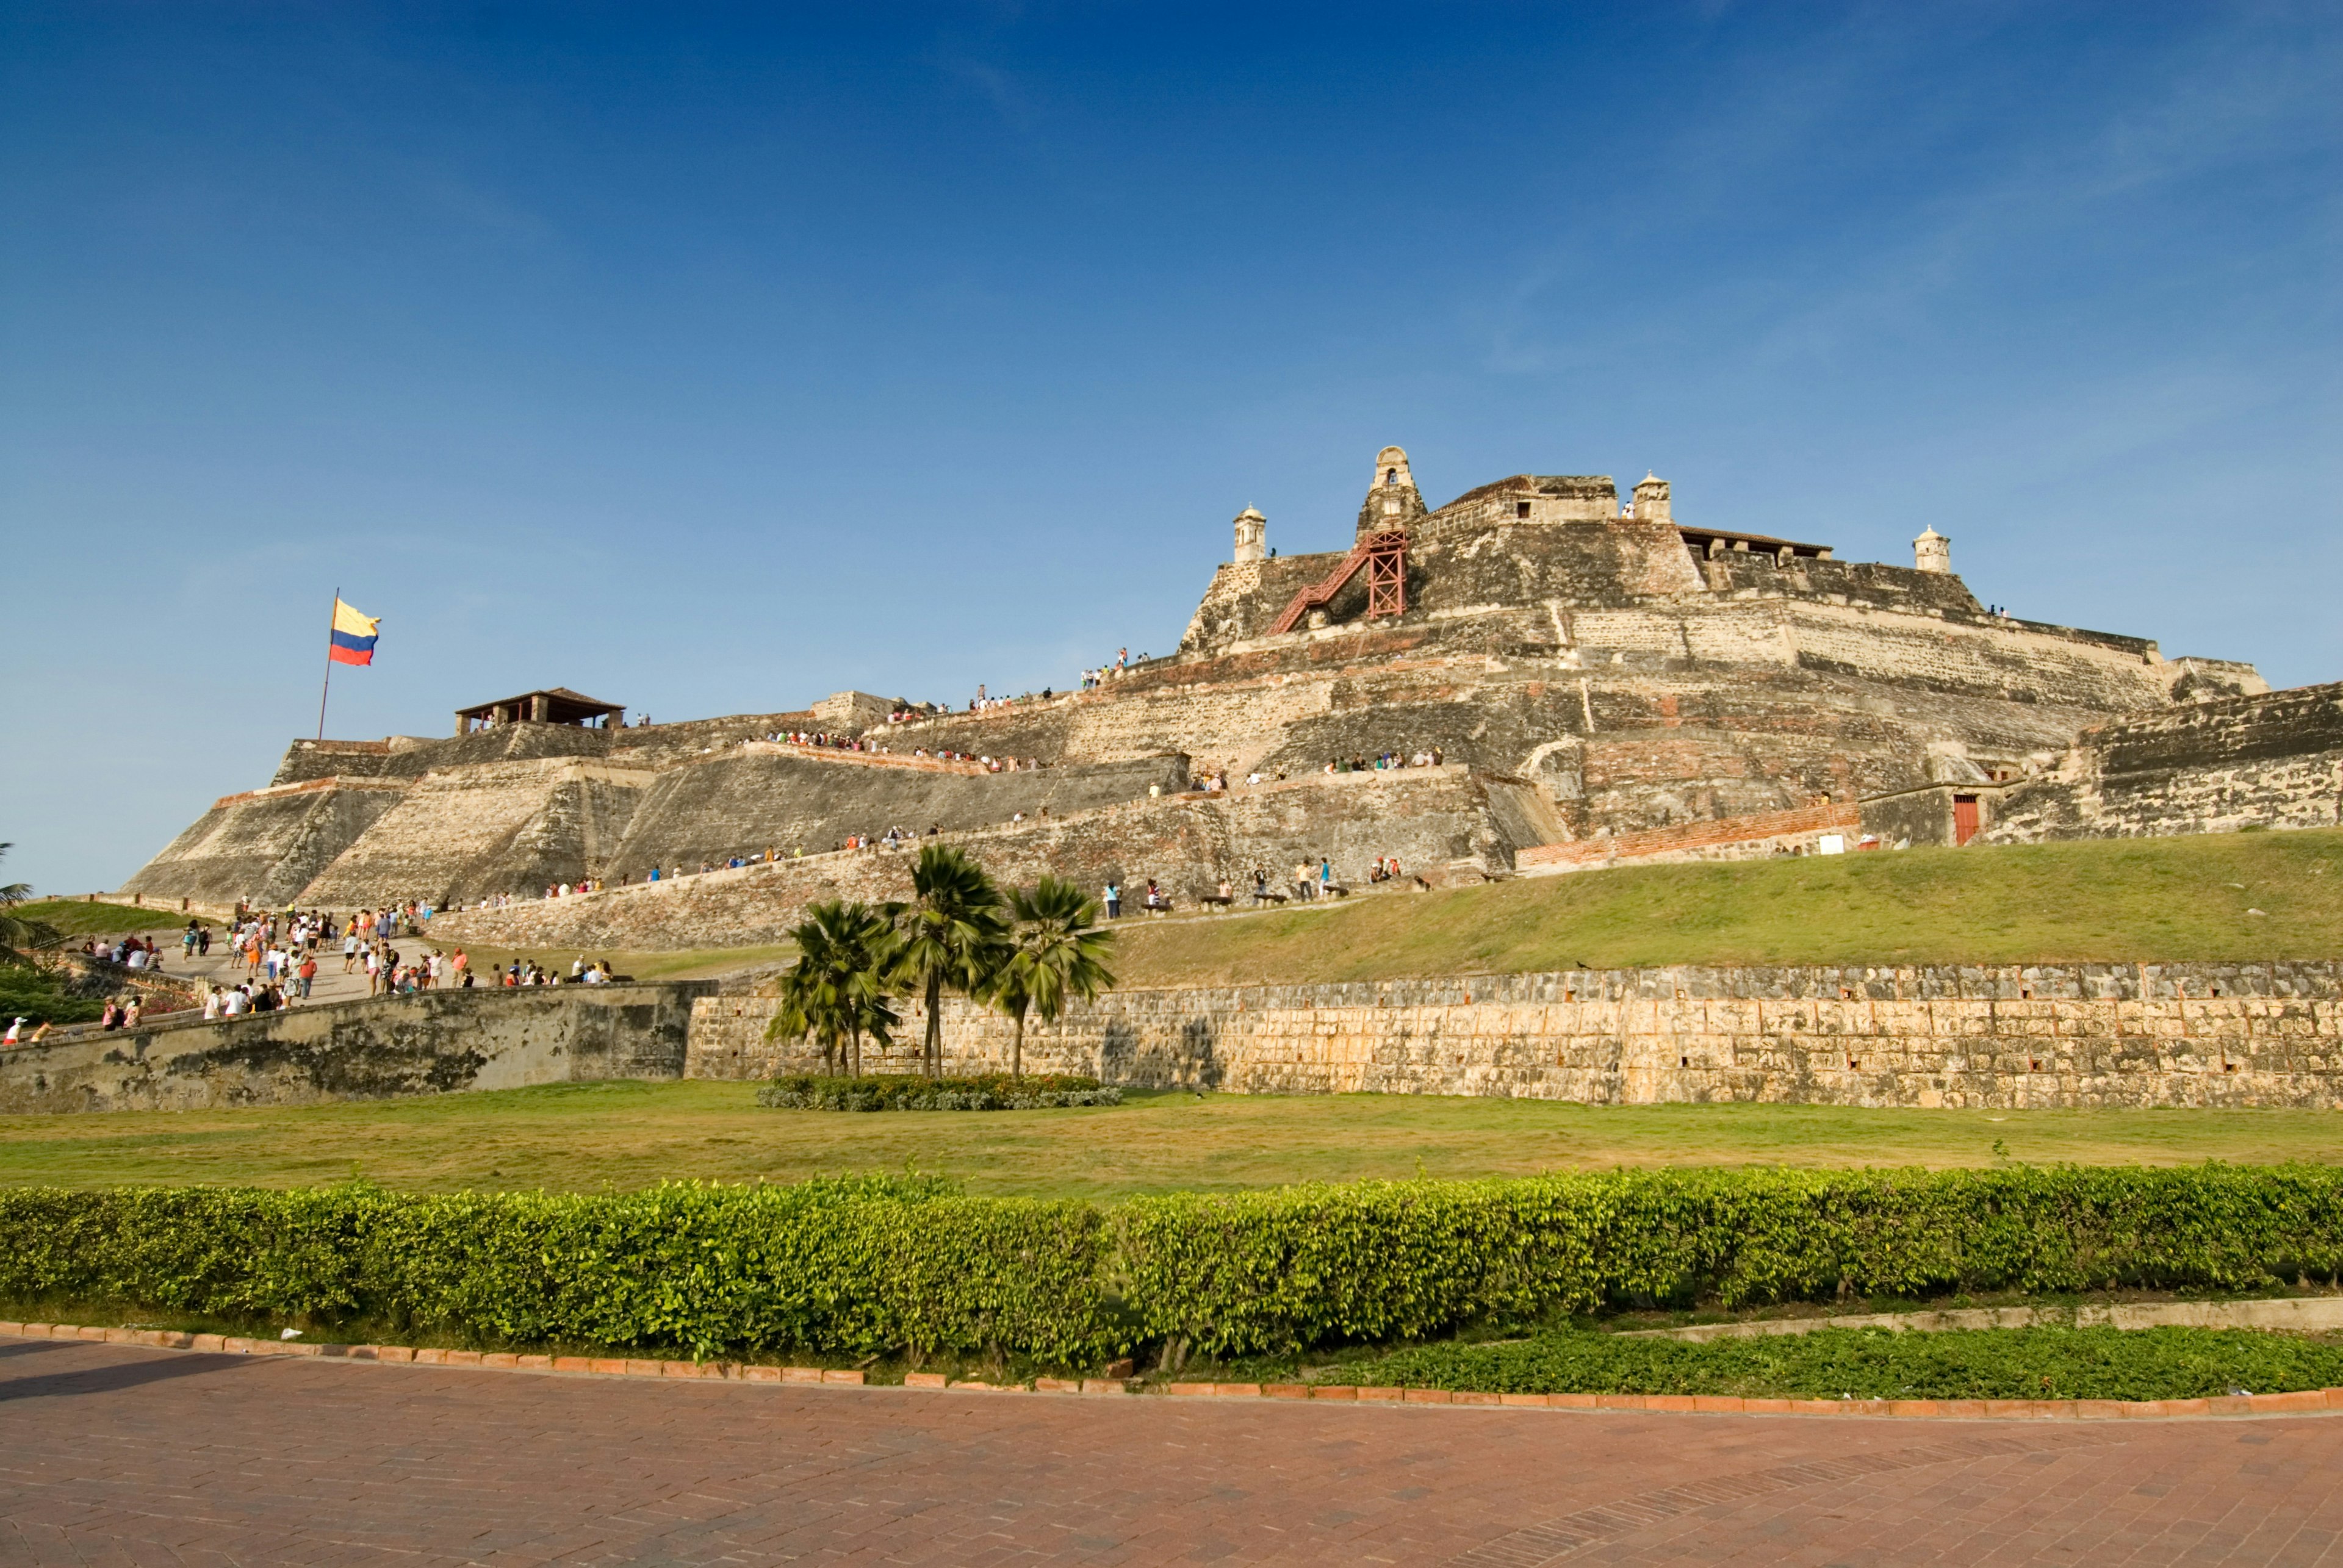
[7,1321,2337,1419]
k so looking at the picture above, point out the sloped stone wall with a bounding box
[121,779,409,908]
[689,961,2343,1109]
[1984,683,2343,843]
[428,766,1529,951]
[604,749,1187,875]
[296,758,658,907]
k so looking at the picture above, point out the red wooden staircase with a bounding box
[1267,530,1409,635]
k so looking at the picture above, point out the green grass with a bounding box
[1110,830,2343,987]
[1306,1325,2343,1400]
[3,1080,2341,1197]
[441,941,796,983]
[7,899,211,939]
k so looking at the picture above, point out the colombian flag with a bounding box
[329,599,380,666]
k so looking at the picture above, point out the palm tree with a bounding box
[767,901,898,1076]
[993,876,1117,1077]
[887,844,1007,1078]
[0,844,59,966]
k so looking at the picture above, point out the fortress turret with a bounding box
[1914,527,1951,574]
[1232,506,1267,563]
[1632,473,1671,523]
[1357,444,1428,541]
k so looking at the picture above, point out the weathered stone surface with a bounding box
[297,758,657,908]
[430,766,1542,950]
[693,960,2343,1109]
[1985,682,2343,843]
[121,778,410,908]
[0,983,711,1113]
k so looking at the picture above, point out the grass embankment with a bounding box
[441,941,794,983]
[1110,830,2343,988]
[7,899,211,939]
[4,1081,2341,1196]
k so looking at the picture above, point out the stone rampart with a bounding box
[689,961,2343,1109]
[1984,682,2343,844]
[121,779,409,908]
[296,758,658,907]
[0,982,713,1113]
[429,766,1536,951]
[603,749,1187,876]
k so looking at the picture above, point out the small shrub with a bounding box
[757,1073,1121,1111]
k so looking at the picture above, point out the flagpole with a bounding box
[317,586,339,742]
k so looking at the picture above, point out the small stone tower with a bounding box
[1232,506,1267,564]
[1913,527,1951,574]
[1357,445,1428,541]
[1632,473,1671,523]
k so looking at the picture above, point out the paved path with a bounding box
[7,1340,2343,1566]
[145,931,425,1009]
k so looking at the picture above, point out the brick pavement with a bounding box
[5,1339,2343,1566]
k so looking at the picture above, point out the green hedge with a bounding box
[4,1164,2340,1365]
[0,1176,1114,1364]
[756,1073,1119,1111]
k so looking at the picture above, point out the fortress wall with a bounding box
[428,766,1532,952]
[120,780,409,908]
[690,961,2343,1110]
[0,982,713,1113]
[1783,603,2175,711]
[1983,683,2343,844]
[604,749,1189,874]
[270,739,394,786]
[378,723,616,779]
[295,758,658,907]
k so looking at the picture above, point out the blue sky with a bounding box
[3,2,2338,896]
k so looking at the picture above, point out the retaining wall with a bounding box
[0,982,715,1113]
[689,961,2343,1109]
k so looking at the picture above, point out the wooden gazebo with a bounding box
[456,687,625,735]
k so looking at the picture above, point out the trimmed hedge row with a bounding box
[756,1073,1120,1111]
[3,1165,2340,1364]
[0,1176,1114,1363]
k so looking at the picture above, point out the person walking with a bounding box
[296,953,316,1000]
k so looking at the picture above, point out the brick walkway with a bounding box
[6,1339,2343,1566]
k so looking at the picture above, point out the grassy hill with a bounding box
[1109,830,2343,988]
[6,899,213,939]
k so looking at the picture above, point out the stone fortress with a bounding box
[124,443,2343,957]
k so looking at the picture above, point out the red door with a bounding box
[1952,794,1980,846]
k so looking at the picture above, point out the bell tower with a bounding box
[1356,445,1428,541]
